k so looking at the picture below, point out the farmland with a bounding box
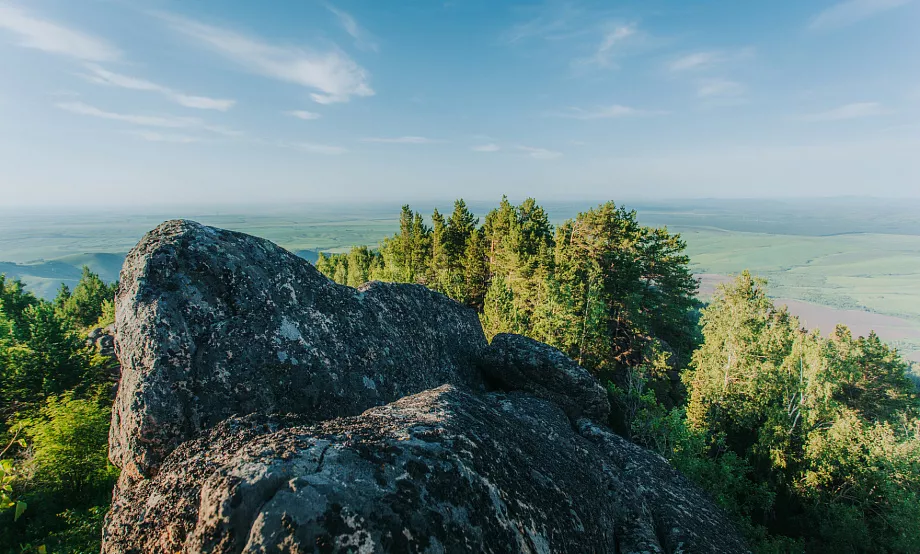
[2,198,919,360]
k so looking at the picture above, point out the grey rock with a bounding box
[102,386,748,554]
[103,221,749,553]
[109,220,486,480]
[482,333,610,422]
[97,334,116,357]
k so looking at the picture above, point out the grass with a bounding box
[679,229,920,321]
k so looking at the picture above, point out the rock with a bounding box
[103,221,750,553]
[102,386,748,554]
[109,220,486,480]
[482,333,610,422]
[97,334,116,357]
[88,327,104,341]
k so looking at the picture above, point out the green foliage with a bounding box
[0,393,116,553]
[679,272,920,551]
[0,273,117,553]
[18,391,118,503]
[1,431,28,522]
[40,506,107,554]
[0,275,39,341]
[0,301,104,413]
[56,267,117,329]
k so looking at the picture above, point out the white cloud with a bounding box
[0,4,121,61]
[799,102,893,121]
[159,12,374,104]
[56,101,200,128]
[669,51,723,72]
[83,65,235,111]
[361,136,438,144]
[516,145,562,159]
[551,104,666,119]
[575,23,636,68]
[127,131,201,143]
[290,142,347,155]
[697,79,746,98]
[286,110,322,120]
[809,0,912,30]
[55,101,240,135]
[472,143,500,152]
[668,48,752,72]
[326,4,378,52]
[173,94,235,111]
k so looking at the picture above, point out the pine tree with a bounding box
[446,199,478,270]
[462,229,488,310]
[346,246,373,288]
[429,209,449,292]
[59,267,117,328]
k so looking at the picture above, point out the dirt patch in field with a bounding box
[696,273,734,298]
[773,299,920,341]
[696,273,920,351]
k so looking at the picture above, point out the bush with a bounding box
[19,391,118,504]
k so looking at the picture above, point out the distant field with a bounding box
[2,198,919,361]
[685,230,920,320]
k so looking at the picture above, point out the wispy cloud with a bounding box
[326,4,378,52]
[472,143,500,152]
[697,78,746,98]
[83,64,235,111]
[361,136,439,144]
[668,48,752,72]
[56,101,200,128]
[55,101,240,135]
[158,12,373,104]
[809,0,912,30]
[799,102,893,121]
[503,3,582,44]
[574,23,636,68]
[290,142,347,155]
[286,110,321,120]
[0,4,121,62]
[516,145,562,159]
[127,130,201,143]
[550,104,666,119]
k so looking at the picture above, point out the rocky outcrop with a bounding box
[110,220,486,480]
[103,220,749,553]
[482,333,610,422]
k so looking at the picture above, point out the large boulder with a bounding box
[103,386,748,553]
[110,220,486,480]
[103,220,750,553]
[482,333,610,422]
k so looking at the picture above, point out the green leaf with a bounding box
[14,500,27,521]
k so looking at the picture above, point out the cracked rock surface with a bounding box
[103,220,748,553]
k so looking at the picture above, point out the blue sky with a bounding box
[0,0,917,206]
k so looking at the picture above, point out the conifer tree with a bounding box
[429,209,449,292]
[462,229,488,310]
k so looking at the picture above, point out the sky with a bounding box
[0,0,918,206]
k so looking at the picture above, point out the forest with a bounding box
[1,198,918,552]
[316,198,920,553]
